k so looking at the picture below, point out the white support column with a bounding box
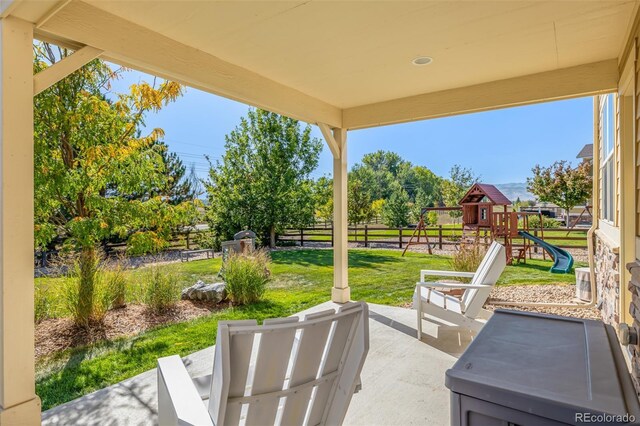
[320,125,350,303]
[0,16,40,425]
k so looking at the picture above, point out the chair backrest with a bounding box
[461,242,506,317]
[208,302,369,426]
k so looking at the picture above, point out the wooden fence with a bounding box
[35,225,589,267]
[277,225,588,250]
[35,230,205,268]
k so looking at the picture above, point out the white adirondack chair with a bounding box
[413,241,506,337]
[157,301,369,426]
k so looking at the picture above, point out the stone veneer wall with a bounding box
[595,236,620,326]
[627,261,640,393]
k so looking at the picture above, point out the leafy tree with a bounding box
[413,166,442,206]
[382,183,410,227]
[350,163,385,200]
[527,160,592,228]
[371,199,385,223]
[350,151,442,204]
[362,150,406,176]
[313,176,333,224]
[513,196,522,212]
[185,163,205,200]
[34,43,197,324]
[114,141,195,205]
[161,147,195,204]
[351,150,414,200]
[348,178,373,225]
[348,178,373,240]
[205,109,322,247]
[441,165,479,221]
[411,189,430,223]
[426,211,439,226]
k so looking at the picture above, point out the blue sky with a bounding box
[110,68,593,185]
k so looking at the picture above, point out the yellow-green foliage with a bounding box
[126,231,169,256]
[426,211,439,225]
[524,215,561,229]
[224,249,271,305]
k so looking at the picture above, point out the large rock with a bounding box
[181,280,227,303]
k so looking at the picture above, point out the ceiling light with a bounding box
[412,56,433,66]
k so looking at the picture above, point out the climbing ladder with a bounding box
[488,211,543,265]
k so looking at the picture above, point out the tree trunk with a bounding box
[77,245,97,327]
[270,226,276,248]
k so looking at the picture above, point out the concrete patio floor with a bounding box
[42,302,472,426]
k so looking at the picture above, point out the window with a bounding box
[480,208,487,220]
[601,94,615,222]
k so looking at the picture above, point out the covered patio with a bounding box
[0,1,639,423]
[41,303,466,425]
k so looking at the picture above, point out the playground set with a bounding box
[404,183,574,273]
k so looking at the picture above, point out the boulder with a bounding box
[181,280,227,303]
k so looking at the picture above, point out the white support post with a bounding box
[0,16,40,425]
[326,127,350,303]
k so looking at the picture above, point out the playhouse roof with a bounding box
[459,183,512,206]
[576,144,594,160]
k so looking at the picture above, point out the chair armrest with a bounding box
[157,355,214,426]
[416,281,490,290]
[420,269,475,281]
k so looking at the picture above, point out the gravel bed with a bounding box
[486,284,600,320]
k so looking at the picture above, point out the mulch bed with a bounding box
[35,300,227,359]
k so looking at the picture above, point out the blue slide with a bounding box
[518,231,574,274]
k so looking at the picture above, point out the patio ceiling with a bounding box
[10,0,635,129]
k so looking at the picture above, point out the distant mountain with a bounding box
[493,183,535,203]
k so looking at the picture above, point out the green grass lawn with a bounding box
[35,248,585,410]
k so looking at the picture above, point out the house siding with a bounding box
[624,29,640,395]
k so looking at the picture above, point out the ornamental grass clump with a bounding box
[224,249,271,305]
[103,260,128,309]
[34,282,52,323]
[142,265,181,312]
[62,249,113,327]
[450,240,486,275]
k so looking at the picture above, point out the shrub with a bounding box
[224,249,270,305]
[450,241,486,273]
[142,265,181,312]
[524,215,561,229]
[194,230,221,251]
